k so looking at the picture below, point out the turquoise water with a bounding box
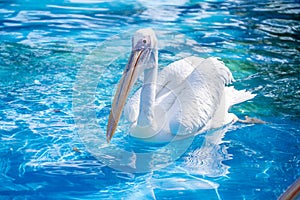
[1,0,299,199]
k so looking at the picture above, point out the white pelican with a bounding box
[106,28,258,143]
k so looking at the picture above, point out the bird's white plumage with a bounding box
[106,28,255,143]
[124,56,254,142]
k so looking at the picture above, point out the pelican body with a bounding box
[106,28,255,143]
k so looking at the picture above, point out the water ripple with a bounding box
[0,0,299,199]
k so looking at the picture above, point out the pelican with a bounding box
[106,28,258,143]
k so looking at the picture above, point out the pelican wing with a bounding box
[155,56,204,100]
[124,56,203,123]
[164,57,234,135]
[124,57,234,136]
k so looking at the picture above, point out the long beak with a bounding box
[106,50,143,143]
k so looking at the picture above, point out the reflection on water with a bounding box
[71,127,230,199]
[183,128,231,178]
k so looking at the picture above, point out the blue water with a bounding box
[1,0,299,199]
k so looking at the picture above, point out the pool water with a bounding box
[0,0,299,199]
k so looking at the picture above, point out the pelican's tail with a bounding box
[226,86,256,106]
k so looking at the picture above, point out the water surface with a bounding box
[0,0,299,199]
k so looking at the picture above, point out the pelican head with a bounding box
[106,28,158,142]
[132,28,157,51]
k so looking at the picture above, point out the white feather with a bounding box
[124,56,254,141]
[106,28,256,143]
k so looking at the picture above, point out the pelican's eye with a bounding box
[143,39,147,44]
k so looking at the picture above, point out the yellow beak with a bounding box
[106,50,143,143]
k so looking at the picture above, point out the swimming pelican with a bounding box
[106,28,257,143]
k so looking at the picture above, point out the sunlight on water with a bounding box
[0,0,299,199]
